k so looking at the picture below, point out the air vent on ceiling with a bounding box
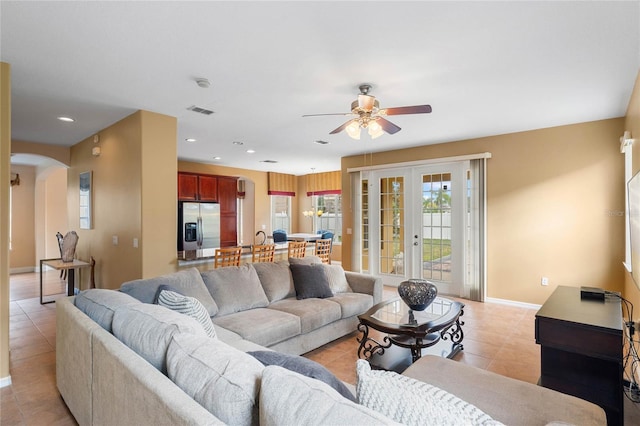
[187,105,215,115]
[260,160,278,164]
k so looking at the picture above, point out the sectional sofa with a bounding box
[56,259,607,425]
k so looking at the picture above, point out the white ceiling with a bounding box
[2,1,639,175]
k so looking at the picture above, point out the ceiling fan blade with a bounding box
[358,94,376,111]
[377,117,401,134]
[380,105,432,115]
[302,112,353,117]
[329,119,356,134]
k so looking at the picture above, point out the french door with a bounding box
[361,162,465,296]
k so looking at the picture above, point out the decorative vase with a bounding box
[398,279,438,311]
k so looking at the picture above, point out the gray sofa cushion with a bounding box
[356,360,502,426]
[201,264,269,316]
[212,308,301,347]
[324,264,353,293]
[267,297,341,333]
[248,350,356,402]
[259,365,399,426]
[167,333,264,426]
[112,303,207,373]
[290,263,333,300]
[252,260,294,302]
[120,268,219,317]
[328,292,374,318]
[288,255,322,265]
[74,289,141,332]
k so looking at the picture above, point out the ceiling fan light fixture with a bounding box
[346,121,361,140]
[368,121,384,139]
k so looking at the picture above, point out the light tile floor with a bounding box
[2,271,640,425]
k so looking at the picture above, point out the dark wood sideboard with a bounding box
[535,286,623,425]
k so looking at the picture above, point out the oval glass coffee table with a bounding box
[357,296,464,372]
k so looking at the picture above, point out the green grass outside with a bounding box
[423,239,451,262]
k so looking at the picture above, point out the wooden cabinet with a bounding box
[217,176,238,247]
[178,172,218,202]
[535,286,623,425]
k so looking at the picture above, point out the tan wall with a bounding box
[140,111,177,278]
[11,140,70,166]
[342,118,626,305]
[8,165,35,270]
[1,61,12,382]
[624,71,640,309]
[43,168,69,259]
[69,110,177,289]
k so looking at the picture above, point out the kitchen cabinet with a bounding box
[178,172,218,202]
[217,176,238,247]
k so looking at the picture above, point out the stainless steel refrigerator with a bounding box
[178,202,220,250]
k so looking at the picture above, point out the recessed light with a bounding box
[185,138,197,143]
[260,160,278,164]
[232,141,244,145]
[57,116,75,122]
[246,149,256,154]
[213,156,221,160]
[315,140,330,145]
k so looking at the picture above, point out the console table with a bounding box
[39,258,91,304]
[535,286,623,425]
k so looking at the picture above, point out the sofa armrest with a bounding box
[345,272,382,304]
[403,355,606,426]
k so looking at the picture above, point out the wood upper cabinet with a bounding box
[178,172,218,202]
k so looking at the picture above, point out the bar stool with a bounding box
[252,244,275,263]
[214,247,242,268]
[287,241,307,259]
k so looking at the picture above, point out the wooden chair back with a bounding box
[314,239,332,264]
[252,244,275,263]
[214,247,242,268]
[287,241,307,259]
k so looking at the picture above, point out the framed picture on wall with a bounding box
[79,171,92,229]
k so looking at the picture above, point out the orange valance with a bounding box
[268,172,296,196]
[306,171,341,196]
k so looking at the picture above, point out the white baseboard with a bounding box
[0,375,12,388]
[10,266,35,274]
[486,297,541,310]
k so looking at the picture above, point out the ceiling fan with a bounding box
[303,84,432,140]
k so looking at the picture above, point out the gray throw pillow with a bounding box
[157,289,217,339]
[323,264,353,293]
[248,350,355,402]
[252,261,295,302]
[289,263,333,300]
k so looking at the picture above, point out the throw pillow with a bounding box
[153,284,182,304]
[259,365,399,426]
[356,360,503,426]
[201,264,269,316]
[120,268,219,317]
[289,263,333,300]
[248,350,356,402]
[323,264,353,293]
[157,289,217,339]
[167,333,264,426]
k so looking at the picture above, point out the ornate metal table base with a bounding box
[357,304,465,369]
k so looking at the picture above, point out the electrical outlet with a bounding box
[112,235,118,246]
[541,277,549,286]
[133,238,138,248]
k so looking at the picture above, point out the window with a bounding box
[271,195,291,233]
[314,194,342,243]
